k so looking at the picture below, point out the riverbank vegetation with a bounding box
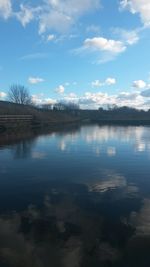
[1,99,150,131]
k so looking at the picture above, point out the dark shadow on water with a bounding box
[0,123,82,148]
[0,180,148,267]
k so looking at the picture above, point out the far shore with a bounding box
[1,100,150,133]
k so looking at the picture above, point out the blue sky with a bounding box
[0,0,150,109]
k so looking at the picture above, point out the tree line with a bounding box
[7,84,80,111]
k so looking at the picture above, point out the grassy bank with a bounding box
[0,101,80,130]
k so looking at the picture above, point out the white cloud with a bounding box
[55,85,65,94]
[32,93,44,104]
[91,77,116,87]
[47,34,55,41]
[120,0,150,26]
[133,79,147,89]
[76,26,141,63]
[68,92,77,98]
[15,4,35,27]
[84,37,126,54]
[46,0,100,16]
[39,10,73,34]
[0,0,12,19]
[122,30,139,45]
[44,98,57,105]
[105,77,116,85]
[91,80,103,88]
[114,28,140,45]
[0,91,7,99]
[0,0,101,35]
[78,92,116,109]
[66,90,147,110]
[75,36,127,63]
[39,0,100,34]
[32,94,57,105]
[28,77,45,84]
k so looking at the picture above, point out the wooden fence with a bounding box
[0,115,33,122]
[0,115,33,129]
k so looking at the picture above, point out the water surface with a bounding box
[0,124,150,267]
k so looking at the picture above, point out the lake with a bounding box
[0,124,150,267]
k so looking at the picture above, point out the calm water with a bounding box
[0,124,150,267]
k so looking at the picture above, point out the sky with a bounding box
[0,0,150,109]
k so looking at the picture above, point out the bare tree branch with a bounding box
[8,85,32,105]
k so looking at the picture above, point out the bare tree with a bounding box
[8,84,32,105]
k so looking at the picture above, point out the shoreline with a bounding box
[1,119,150,133]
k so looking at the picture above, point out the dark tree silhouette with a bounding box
[8,85,32,105]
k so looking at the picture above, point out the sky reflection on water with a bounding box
[0,124,150,267]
